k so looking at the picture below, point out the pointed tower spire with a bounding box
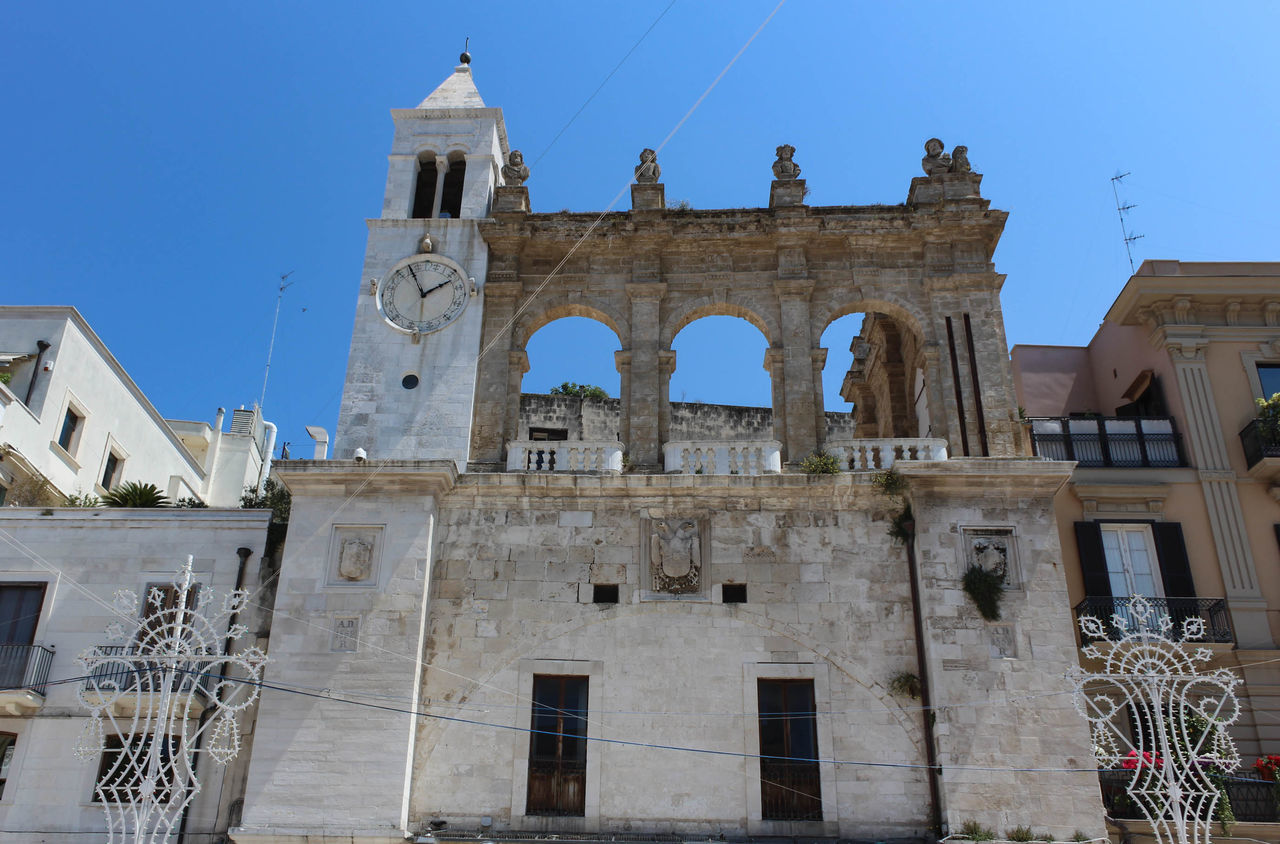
[417,61,485,109]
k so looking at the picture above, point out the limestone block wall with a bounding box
[0,508,271,844]
[408,474,931,839]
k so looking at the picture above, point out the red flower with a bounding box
[1123,750,1163,770]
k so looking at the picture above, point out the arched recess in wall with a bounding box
[520,313,623,443]
[438,152,466,218]
[668,314,774,441]
[816,300,930,441]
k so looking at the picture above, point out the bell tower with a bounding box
[334,56,508,469]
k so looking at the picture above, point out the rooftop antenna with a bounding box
[1110,172,1144,274]
[259,270,296,413]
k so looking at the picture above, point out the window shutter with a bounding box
[1153,522,1196,599]
[1074,522,1111,598]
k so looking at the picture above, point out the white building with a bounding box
[0,306,273,507]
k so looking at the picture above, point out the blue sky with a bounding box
[2,2,1277,459]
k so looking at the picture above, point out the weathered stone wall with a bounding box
[409,474,931,839]
[517,394,855,444]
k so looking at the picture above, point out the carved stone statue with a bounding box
[650,518,701,593]
[501,150,530,186]
[634,148,661,184]
[921,137,952,176]
[950,145,972,174]
[772,144,801,180]
[338,535,374,581]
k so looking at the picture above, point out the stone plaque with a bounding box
[332,616,360,652]
[962,527,1017,586]
[641,515,709,598]
[988,624,1017,659]
[329,525,383,586]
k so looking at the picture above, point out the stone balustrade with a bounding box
[663,440,783,475]
[506,441,623,474]
[824,438,948,471]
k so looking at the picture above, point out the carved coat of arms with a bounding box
[338,535,374,581]
[649,518,702,594]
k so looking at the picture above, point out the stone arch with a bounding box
[661,296,779,349]
[412,602,926,766]
[810,295,930,348]
[513,299,630,351]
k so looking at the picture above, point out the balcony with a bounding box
[1240,418,1280,483]
[1100,770,1279,823]
[663,440,782,475]
[824,437,948,471]
[1029,416,1186,468]
[80,646,217,718]
[0,644,54,715]
[1073,597,1233,645]
[506,441,623,474]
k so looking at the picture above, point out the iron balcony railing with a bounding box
[759,760,823,821]
[1239,418,1280,470]
[82,645,217,699]
[1073,597,1233,645]
[0,644,54,695]
[1100,770,1279,823]
[1028,416,1186,468]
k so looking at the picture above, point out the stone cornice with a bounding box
[896,458,1074,497]
[274,459,457,497]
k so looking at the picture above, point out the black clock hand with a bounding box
[420,279,450,298]
[407,264,427,296]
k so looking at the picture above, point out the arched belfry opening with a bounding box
[411,152,467,219]
[411,153,438,219]
[439,154,466,218]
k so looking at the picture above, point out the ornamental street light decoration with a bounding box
[75,556,268,844]
[1069,595,1240,844]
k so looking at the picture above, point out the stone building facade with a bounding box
[235,64,1105,843]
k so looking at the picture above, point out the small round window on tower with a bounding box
[402,374,420,390]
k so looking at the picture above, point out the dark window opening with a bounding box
[0,733,14,799]
[101,452,121,490]
[758,678,822,821]
[411,159,438,219]
[722,584,748,604]
[58,408,82,453]
[1115,372,1168,417]
[527,674,588,816]
[1259,365,1280,400]
[402,374,419,390]
[439,159,466,218]
[592,584,618,604]
[529,427,569,442]
[0,583,45,692]
[94,734,182,804]
[137,582,200,645]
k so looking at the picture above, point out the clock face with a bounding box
[378,255,470,334]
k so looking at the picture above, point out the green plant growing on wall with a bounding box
[799,449,840,474]
[1256,392,1280,441]
[174,496,208,508]
[1005,826,1035,842]
[962,564,1005,620]
[241,478,291,524]
[102,482,170,508]
[549,382,609,399]
[65,490,101,507]
[0,371,11,385]
[872,468,913,542]
[887,671,921,699]
[956,820,995,842]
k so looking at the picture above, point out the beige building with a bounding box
[1013,260,1280,827]
[235,62,1105,844]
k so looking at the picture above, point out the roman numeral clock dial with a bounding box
[377,253,471,335]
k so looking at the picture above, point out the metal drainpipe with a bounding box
[178,547,254,844]
[23,340,50,406]
[903,513,944,836]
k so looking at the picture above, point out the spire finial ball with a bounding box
[459,50,471,65]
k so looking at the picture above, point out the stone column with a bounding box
[775,276,818,462]
[503,349,529,450]
[614,350,632,451]
[626,282,666,468]
[810,347,828,448]
[764,347,787,458]
[430,155,448,220]
[469,276,521,466]
[658,350,677,463]
[1164,329,1272,647]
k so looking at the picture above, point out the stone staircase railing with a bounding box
[663,440,782,475]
